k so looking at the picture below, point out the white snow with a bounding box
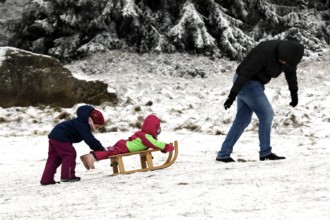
[0,46,53,63]
[34,19,55,34]
[59,14,78,26]
[0,47,7,67]
[0,49,330,219]
[122,0,139,17]
[33,0,49,9]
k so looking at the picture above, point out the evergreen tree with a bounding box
[7,0,330,60]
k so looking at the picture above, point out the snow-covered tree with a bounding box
[6,0,330,60]
[168,1,217,54]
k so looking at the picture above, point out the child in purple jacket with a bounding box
[40,105,106,185]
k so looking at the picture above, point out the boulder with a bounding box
[0,47,117,107]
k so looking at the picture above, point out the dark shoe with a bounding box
[60,177,81,182]
[40,180,60,186]
[216,157,235,163]
[260,153,286,161]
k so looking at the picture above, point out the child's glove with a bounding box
[161,143,174,153]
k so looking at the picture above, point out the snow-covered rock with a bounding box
[0,47,117,107]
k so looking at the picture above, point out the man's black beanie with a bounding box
[278,41,304,66]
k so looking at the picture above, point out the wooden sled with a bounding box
[109,140,178,175]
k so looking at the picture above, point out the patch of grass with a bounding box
[108,127,118,132]
[130,121,142,129]
[215,130,225,135]
[134,106,141,112]
[174,123,200,132]
[31,119,38,123]
[56,112,71,120]
[98,126,107,133]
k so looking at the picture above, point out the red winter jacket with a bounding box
[114,115,170,152]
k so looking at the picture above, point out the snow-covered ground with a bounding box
[1,132,330,219]
[0,48,330,219]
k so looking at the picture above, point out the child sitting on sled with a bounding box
[80,114,174,170]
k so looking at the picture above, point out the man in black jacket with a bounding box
[216,40,304,162]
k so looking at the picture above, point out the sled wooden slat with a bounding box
[109,141,178,175]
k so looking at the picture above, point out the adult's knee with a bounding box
[243,117,252,128]
[233,113,252,129]
[258,107,274,122]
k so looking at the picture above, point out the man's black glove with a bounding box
[289,91,298,107]
[224,91,237,110]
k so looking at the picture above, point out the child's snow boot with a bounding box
[60,176,81,182]
[40,180,60,186]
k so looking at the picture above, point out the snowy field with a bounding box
[1,132,329,219]
[0,48,330,219]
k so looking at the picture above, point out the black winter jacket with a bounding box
[48,105,105,151]
[230,40,304,97]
